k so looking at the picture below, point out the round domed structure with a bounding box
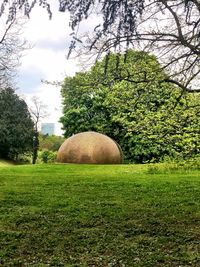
[57,131,123,164]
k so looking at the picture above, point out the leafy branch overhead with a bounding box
[1,0,200,92]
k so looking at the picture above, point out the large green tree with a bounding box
[60,50,200,163]
[0,88,34,160]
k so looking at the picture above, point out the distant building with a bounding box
[41,123,55,136]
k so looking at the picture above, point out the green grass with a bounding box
[0,159,15,166]
[0,164,200,266]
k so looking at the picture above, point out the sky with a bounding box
[16,2,98,135]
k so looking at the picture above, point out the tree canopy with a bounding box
[1,0,199,92]
[39,134,64,152]
[0,88,34,160]
[60,50,200,163]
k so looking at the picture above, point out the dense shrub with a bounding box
[38,150,57,163]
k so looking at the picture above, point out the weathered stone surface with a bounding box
[57,131,123,164]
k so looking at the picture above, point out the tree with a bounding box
[0,88,34,160]
[1,0,199,92]
[60,50,200,163]
[60,67,117,139]
[29,96,49,164]
[0,12,28,89]
[39,134,64,151]
[37,134,64,164]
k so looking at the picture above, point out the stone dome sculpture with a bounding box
[57,131,123,164]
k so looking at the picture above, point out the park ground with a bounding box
[0,162,200,266]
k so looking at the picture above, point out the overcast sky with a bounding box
[16,2,97,135]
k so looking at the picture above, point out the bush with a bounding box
[38,150,57,163]
[147,155,200,173]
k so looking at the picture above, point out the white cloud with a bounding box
[19,48,78,80]
[22,1,71,42]
[17,3,102,135]
[17,4,78,135]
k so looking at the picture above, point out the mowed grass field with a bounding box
[0,164,200,267]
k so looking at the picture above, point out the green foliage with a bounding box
[37,134,63,164]
[148,156,200,174]
[39,134,64,152]
[38,150,57,163]
[0,88,34,160]
[60,50,200,163]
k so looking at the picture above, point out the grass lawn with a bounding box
[0,163,200,266]
[0,159,15,167]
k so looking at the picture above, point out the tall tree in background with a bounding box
[29,96,48,164]
[0,88,34,160]
[0,14,27,89]
[60,50,200,163]
[1,0,199,92]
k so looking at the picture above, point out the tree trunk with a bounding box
[32,131,39,164]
